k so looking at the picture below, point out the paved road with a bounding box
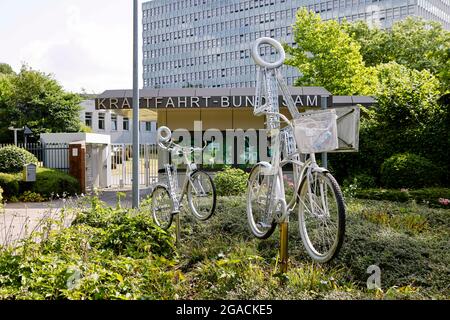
[96,187,153,208]
[1,187,154,246]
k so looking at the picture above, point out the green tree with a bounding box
[331,62,447,184]
[285,9,377,95]
[342,20,392,66]
[0,63,14,75]
[286,11,449,186]
[374,62,442,127]
[0,65,82,142]
[345,17,450,91]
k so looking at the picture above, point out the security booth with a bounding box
[40,133,112,192]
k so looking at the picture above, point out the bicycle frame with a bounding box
[158,140,207,215]
[251,40,328,224]
[262,131,321,224]
[249,38,346,266]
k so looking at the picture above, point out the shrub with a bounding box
[0,173,19,199]
[381,153,442,189]
[19,191,46,203]
[353,187,450,209]
[0,187,3,204]
[354,188,411,202]
[0,146,38,173]
[343,173,377,189]
[213,167,249,196]
[0,197,178,300]
[32,168,80,198]
[409,188,450,209]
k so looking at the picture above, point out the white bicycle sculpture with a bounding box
[247,37,346,263]
[150,126,217,230]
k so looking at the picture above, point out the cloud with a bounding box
[16,1,137,93]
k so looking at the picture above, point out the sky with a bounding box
[0,0,142,94]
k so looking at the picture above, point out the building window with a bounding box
[85,112,92,128]
[145,121,153,131]
[123,117,129,131]
[111,114,117,131]
[98,113,105,130]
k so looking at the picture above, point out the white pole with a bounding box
[132,0,140,208]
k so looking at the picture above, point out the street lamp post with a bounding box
[24,126,33,146]
[8,126,24,146]
[132,0,140,209]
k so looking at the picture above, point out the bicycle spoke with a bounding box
[298,171,345,262]
[188,172,216,221]
[247,166,277,238]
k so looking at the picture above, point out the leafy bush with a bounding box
[72,197,175,259]
[353,187,450,209]
[409,188,450,208]
[343,173,377,189]
[18,191,46,203]
[0,197,178,300]
[0,173,19,199]
[32,168,80,197]
[0,187,3,204]
[354,188,411,203]
[0,145,38,173]
[329,62,449,187]
[381,153,442,189]
[213,167,249,196]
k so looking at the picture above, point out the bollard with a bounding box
[279,221,289,273]
[175,214,181,248]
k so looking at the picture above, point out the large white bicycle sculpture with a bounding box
[247,37,346,263]
[150,126,217,230]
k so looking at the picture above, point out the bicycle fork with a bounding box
[165,164,181,214]
[262,166,288,225]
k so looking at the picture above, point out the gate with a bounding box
[111,144,158,188]
[0,142,69,173]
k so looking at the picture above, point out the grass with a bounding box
[174,196,450,300]
[0,194,448,300]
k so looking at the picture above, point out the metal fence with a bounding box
[1,142,158,186]
[0,142,70,173]
[111,144,158,187]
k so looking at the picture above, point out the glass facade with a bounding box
[142,0,450,89]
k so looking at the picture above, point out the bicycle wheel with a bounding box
[247,164,277,239]
[150,185,173,230]
[298,171,345,263]
[187,170,216,221]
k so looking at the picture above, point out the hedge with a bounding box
[0,146,38,174]
[32,168,80,198]
[381,153,442,189]
[213,167,249,196]
[0,173,20,199]
[354,188,450,208]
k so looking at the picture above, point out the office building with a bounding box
[80,99,157,145]
[142,0,449,89]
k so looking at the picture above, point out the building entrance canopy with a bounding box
[95,87,343,110]
[94,87,375,167]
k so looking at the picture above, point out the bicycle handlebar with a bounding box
[266,111,293,129]
[251,37,286,69]
[157,126,211,154]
